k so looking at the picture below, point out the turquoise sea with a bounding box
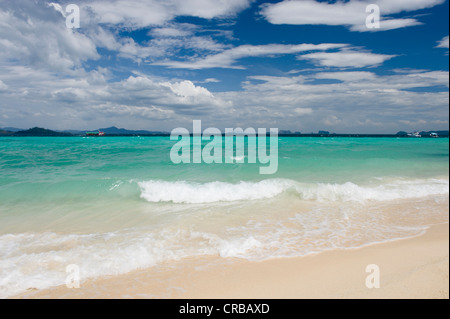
[0,136,448,297]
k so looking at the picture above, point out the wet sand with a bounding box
[14,223,449,299]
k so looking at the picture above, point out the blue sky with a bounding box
[0,0,448,133]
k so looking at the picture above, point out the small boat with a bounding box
[430,132,439,138]
[86,131,105,136]
[407,131,422,137]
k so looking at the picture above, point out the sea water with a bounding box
[0,136,448,297]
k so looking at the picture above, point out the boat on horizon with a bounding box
[86,131,105,137]
[407,131,422,137]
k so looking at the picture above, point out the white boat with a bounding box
[407,131,422,137]
[430,132,439,138]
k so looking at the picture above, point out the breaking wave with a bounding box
[138,178,449,204]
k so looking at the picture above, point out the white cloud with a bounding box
[150,26,193,38]
[154,43,348,69]
[0,1,242,70]
[315,70,449,88]
[298,49,397,68]
[107,76,231,111]
[215,69,449,132]
[399,119,427,126]
[203,78,221,83]
[323,115,343,126]
[0,80,8,91]
[350,18,422,32]
[0,63,234,129]
[47,2,66,17]
[172,0,252,19]
[0,62,448,133]
[0,2,99,74]
[0,0,447,133]
[314,71,377,82]
[113,22,229,63]
[82,0,253,29]
[162,80,213,98]
[436,35,449,48]
[261,0,445,32]
[294,108,314,116]
[86,26,122,52]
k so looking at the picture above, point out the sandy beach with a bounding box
[14,222,449,299]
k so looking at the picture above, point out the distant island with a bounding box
[0,127,448,137]
[12,127,73,137]
[62,126,168,136]
[0,126,169,137]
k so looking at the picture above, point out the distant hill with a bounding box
[97,126,168,135]
[3,126,447,137]
[0,129,14,136]
[1,126,168,136]
[13,127,73,137]
[0,127,24,132]
[60,130,86,135]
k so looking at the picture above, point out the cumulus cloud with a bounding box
[0,1,236,69]
[0,60,448,133]
[215,69,449,132]
[0,1,99,74]
[98,22,229,64]
[85,76,233,116]
[0,0,447,133]
[261,0,445,32]
[0,62,234,129]
[162,80,213,98]
[81,0,253,29]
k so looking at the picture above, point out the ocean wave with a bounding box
[138,179,291,204]
[138,178,449,204]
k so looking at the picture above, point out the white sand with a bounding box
[14,223,449,299]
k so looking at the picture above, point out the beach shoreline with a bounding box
[13,222,449,299]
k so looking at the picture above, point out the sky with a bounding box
[0,0,448,133]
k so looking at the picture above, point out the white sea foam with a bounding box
[298,179,449,203]
[0,229,271,298]
[1,194,448,298]
[138,179,292,204]
[138,178,449,204]
[1,178,447,298]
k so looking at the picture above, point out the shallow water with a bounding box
[0,136,448,297]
